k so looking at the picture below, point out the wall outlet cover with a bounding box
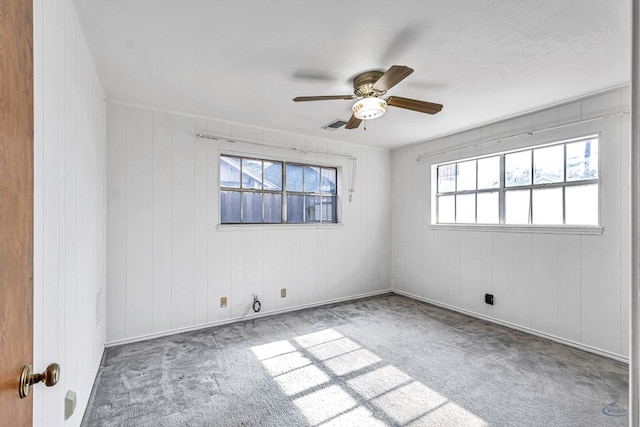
[485,293,494,305]
[65,390,77,420]
[220,297,227,308]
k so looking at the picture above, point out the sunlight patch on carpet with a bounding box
[306,337,361,361]
[251,340,297,360]
[372,382,447,424]
[346,365,412,399]
[261,352,311,376]
[294,385,356,425]
[319,407,387,427]
[253,328,487,426]
[275,364,331,396]
[294,329,344,348]
[323,348,382,376]
[409,401,488,427]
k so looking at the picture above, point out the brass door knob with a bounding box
[19,363,60,398]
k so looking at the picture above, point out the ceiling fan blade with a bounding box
[372,65,414,92]
[386,96,443,114]
[293,95,354,102]
[345,114,362,129]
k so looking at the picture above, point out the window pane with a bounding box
[477,192,499,224]
[242,159,262,189]
[433,139,599,229]
[263,161,282,190]
[287,194,304,223]
[477,156,499,190]
[221,156,340,226]
[438,164,456,193]
[532,187,563,225]
[263,193,282,223]
[565,184,598,225]
[220,191,241,223]
[242,192,262,223]
[534,145,564,184]
[438,195,455,223]
[322,196,337,222]
[457,160,476,191]
[220,156,241,188]
[305,195,321,222]
[456,194,475,223]
[505,190,530,224]
[505,150,532,187]
[286,164,303,192]
[304,166,320,193]
[567,139,598,181]
[321,168,337,194]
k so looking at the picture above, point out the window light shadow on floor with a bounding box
[252,329,487,426]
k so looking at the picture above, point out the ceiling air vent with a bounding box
[321,119,347,131]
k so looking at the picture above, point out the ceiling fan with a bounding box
[293,65,443,130]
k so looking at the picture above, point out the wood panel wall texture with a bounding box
[106,105,392,343]
[391,87,631,359]
[33,0,107,426]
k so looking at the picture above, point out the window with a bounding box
[434,136,599,226]
[220,155,338,224]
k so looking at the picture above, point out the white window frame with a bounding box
[218,153,341,228]
[431,134,604,235]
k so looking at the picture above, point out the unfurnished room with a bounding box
[0,1,639,426]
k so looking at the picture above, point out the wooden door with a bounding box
[0,0,34,425]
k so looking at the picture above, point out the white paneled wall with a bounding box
[106,105,391,344]
[391,87,631,359]
[33,0,107,426]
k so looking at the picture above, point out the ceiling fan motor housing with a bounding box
[353,71,387,97]
[352,71,388,120]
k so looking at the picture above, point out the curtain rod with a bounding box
[196,133,356,160]
[196,133,359,202]
[415,110,629,162]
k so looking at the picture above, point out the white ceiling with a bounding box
[72,0,630,150]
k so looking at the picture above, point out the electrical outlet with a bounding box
[485,293,494,305]
[281,288,287,298]
[220,297,227,308]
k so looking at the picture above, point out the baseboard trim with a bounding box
[393,289,629,364]
[105,288,628,364]
[105,289,393,347]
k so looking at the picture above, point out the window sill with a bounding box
[429,223,604,235]
[217,223,344,232]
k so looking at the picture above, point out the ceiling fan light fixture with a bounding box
[352,97,387,120]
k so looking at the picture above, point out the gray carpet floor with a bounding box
[82,293,629,426]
